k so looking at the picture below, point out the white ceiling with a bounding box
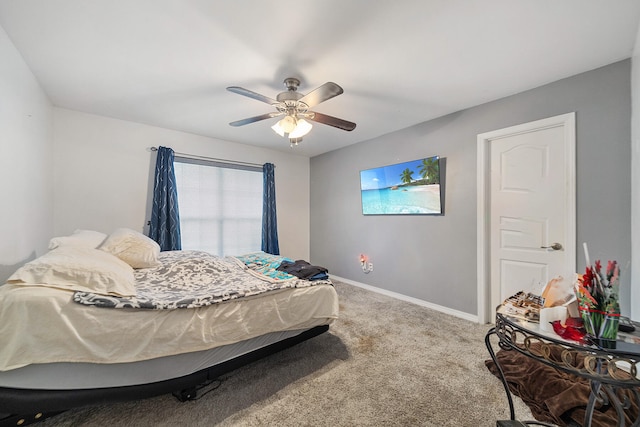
[1,1,640,157]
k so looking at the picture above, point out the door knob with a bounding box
[541,242,563,250]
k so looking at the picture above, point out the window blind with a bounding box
[174,158,262,256]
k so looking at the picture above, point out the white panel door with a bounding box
[480,114,576,315]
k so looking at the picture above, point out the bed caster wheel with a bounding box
[172,387,197,402]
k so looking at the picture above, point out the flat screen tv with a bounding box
[360,156,444,215]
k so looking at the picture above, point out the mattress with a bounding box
[0,327,318,390]
[0,281,339,372]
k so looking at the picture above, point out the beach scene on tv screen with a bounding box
[360,156,441,215]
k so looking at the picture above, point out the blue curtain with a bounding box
[261,163,280,255]
[149,146,182,251]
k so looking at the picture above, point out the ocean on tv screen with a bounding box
[361,184,441,215]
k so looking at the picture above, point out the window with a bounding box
[173,157,262,256]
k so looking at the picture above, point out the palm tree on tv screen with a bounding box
[400,168,414,185]
[418,157,439,184]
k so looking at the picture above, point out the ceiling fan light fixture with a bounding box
[280,115,297,133]
[272,115,297,136]
[288,118,312,139]
[271,121,285,137]
[272,116,313,140]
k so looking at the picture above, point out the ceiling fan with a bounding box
[227,78,356,146]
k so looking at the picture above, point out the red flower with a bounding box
[606,260,614,274]
[582,267,594,290]
[606,260,618,283]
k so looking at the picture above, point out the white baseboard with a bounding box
[330,275,480,324]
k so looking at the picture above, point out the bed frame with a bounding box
[0,325,329,427]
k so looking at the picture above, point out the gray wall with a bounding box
[310,60,631,317]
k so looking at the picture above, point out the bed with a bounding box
[0,229,338,426]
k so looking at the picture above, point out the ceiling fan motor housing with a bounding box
[283,77,300,91]
[277,78,303,101]
[277,92,304,102]
[276,79,307,114]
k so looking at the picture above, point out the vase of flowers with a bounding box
[575,259,620,349]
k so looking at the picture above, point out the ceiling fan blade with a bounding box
[299,82,343,108]
[229,112,282,127]
[307,112,356,131]
[227,86,278,105]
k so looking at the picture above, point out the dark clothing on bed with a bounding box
[277,260,328,280]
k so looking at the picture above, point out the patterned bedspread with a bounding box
[73,250,331,309]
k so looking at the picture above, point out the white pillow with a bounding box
[48,229,107,250]
[99,228,161,269]
[8,246,136,297]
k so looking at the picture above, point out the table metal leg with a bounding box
[584,380,600,427]
[486,327,516,421]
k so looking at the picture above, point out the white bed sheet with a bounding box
[0,282,338,371]
[0,328,316,389]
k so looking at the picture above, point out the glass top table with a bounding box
[486,306,640,427]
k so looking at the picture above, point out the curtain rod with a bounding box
[150,147,265,168]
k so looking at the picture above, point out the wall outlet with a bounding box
[362,261,373,274]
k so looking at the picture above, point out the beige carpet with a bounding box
[40,281,534,426]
